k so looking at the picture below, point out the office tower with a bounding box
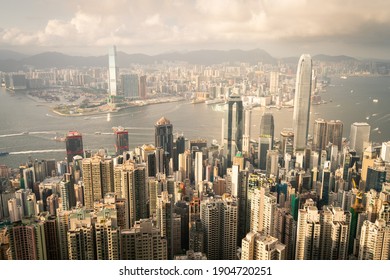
[280,129,294,156]
[241,232,285,260]
[250,186,277,235]
[116,161,148,228]
[269,71,279,94]
[121,74,139,99]
[320,206,351,260]
[67,209,95,260]
[312,118,327,152]
[139,75,147,99]
[46,194,58,216]
[293,54,312,151]
[174,201,190,251]
[155,117,174,159]
[237,170,249,244]
[258,113,275,170]
[224,94,243,167]
[359,219,390,260]
[200,194,238,260]
[94,208,119,260]
[319,168,332,208]
[194,151,203,188]
[120,219,167,260]
[22,166,35,189]
[326,120,343,150]
[381,141,390,162]
[266,150,279,177]
[7,198,22,223]
[349,122,370,157]
[114,127,129,156]
[65,131,84,163]
[366,166,386,192]
[243,107,252,154]
[361,145,376,188]
[108,45,119,98]
[295,205,321,260]
[60,180,75,211]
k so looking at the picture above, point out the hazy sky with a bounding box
[1,0,389,58]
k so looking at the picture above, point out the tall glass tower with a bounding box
[258,113,274,170]
[155,117,174,159]
[108,46,118,98]
[224,94,243,167]
[293,54,312,152]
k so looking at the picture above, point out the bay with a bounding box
[0,76,389,168]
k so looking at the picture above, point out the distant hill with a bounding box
[312,54,358,62]
[0,49,28,60]
[0,49,363,72]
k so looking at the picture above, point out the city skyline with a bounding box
[0,1,390,59]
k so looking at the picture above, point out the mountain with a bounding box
[312,54,358,62]
[0,48,277,72]
[0,49,363,72]
[0,49,28,60]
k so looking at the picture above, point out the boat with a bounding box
[373,99,378,103]
[0,152,9,157]
[340,76,347,79]
[53,136,65,142]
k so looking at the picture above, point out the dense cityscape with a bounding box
[0,45,389,261]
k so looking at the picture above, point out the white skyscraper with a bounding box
[108,45,119,97]
[381,141,390,162]
[349,122,370,157]
[293,54,312,151]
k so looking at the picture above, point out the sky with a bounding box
[0,0,390,58]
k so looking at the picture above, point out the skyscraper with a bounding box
[224,94,244,167]
[108,46,119,98]
[139,75,147,99]
[65,131,84,163]
[349,122,371,157]
[326,120,344,150]
[359,219,390,260]
[258,113,275,170]
[155,117,174,160]
[312,118,327,152]
[293,54,312,151]
[200,194,238,260]
[121,74,139,99]
[114,127,129,156]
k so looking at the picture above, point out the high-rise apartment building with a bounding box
[241,232,285,260]
[200,194,238,260]
[120,219,167,260]
[295,205,321,260]
[293,54,312,151]
[359,219,390,260]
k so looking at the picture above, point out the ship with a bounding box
[0,152,9,157]
[373,99,379,103]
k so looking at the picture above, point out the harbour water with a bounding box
[1,76,389,168]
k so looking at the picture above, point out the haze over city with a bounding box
[1,0,390,58]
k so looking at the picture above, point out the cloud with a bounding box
[1,0,390,57]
